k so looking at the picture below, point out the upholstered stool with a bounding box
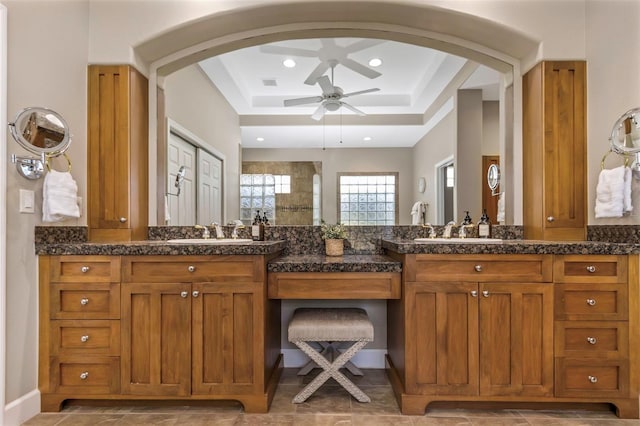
[288,307,374,403]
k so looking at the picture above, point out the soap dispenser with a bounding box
[463,211,473,225]
[478,209,491,238]
[252,210,264,241]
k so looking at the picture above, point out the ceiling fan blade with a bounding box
[284,96,324,107]
[259,44,318,57]
[311,104,326,121]
[340,58,382,79]
[304,62,330,85]
[342,39,385,54]
[342,88,380,97]
[340,102,366,116]
[316,75,334,95]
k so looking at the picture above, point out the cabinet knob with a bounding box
[80,266,90,273]
[586,336,597,345]
[180,291,189,298]
[79,371,89,380]
[547,216,555,222]
[119,217,127,223]
[588,375,598,384]
[586,298,597,306]
[192,291,200,298]
[470,290,478,297]
[80,298,89,306]
[586,265,596,273]
[474,265,483,272]
[482,290,490,298]
[81,335,90,343]
[188,265,196,272]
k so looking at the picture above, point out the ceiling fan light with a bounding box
[363,136,372,141]
[256,137,265,142]
[325,102,341,111]
[283,58,296,68]
[368,58,382,67]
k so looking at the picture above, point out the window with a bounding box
[338,173,398,225]
[273,174,291,194]
[240,174,276,224]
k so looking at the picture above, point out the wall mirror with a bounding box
[610,107,640,154]
[487,163,500,196]
[159,35,513,226]
[8,107,71,179]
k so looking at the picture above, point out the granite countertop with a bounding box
[268,254,402,273]
[381,238,640,255]
[35,239,287,256]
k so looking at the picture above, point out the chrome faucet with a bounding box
[422,222,436,238]
[232,222,245,239]
[459,223,475,239]
[211,222,225,239]
[194,224,210,239]
[443,221,456,239]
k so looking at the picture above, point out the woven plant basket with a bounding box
[325,239,344,256]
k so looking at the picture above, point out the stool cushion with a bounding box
[288,308,374,342]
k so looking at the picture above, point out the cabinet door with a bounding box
[191,281,263,395]
[479,283,554,396]
[121,282,191,396]
[405,281,479,395]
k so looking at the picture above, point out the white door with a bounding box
[167,131,196,225]
[197,148,222,224]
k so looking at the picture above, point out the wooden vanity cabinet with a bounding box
[87,65,148,242]
[523,61,587,241]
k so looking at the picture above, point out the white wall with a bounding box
[243,147,414,224]
[164,64,241,222]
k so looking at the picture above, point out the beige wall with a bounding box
[482,101,500,156]
[3,0,640,414]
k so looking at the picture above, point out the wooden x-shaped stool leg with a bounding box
[292,340,371,403]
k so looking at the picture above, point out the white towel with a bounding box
[496,192,505,223]
[411,201,424,225]
[42,170,80,222]
[594,166,632,218]
[164,195,171,223]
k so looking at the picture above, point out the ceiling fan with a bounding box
[260,38,383,85]
[283,61,380,120]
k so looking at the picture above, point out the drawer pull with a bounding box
[80,335,90,343]
[482,290,489,298]
[586,298,597,306]
[119,217,127,223]
[470,290,478,297]
[188,265,196,272]
[180,291,189,298]
[588,375,598,384]
[547,216,555,222]
[474,265,483,272]
[80,298,89,306]
[586,336,597,345]
[192,290,200,298]
[80,266,90,273]
[79,371,89,380]
[586,265,596,273]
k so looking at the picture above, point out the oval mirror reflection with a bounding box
[9,107,71,155]
[610,107,640,154]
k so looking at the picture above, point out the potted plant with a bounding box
[320,220,348,256]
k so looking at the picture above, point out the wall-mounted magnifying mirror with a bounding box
[167,165,186,197]
[8,107,71,179]
[487,163,500,196]
[610,107,640,154]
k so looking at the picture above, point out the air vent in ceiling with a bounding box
[262,79,277,87]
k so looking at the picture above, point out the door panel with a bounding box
[167,132,197,225]
[197,148,223,225]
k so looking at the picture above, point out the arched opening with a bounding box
[134,1,540,226]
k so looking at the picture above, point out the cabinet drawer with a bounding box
[49,256,120,283]
[50,356,120,394]
[555,284,627,320]
[555,359,628,397]
[554,255,627,283]
[51,283,120,319]
[122,256,263,282]
[555,321,628,357]
[50,320,120,356]
[410,254,552,282]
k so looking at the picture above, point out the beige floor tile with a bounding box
[350,414,414,425]
[173,412,240,425]
[349,386,401,415]
[20,413,68,426]
[56,414,125,425]
[413,417,472,425]
[289,414,352,425]
[235,413,297,425]
[462,417,530,425]
[293,386,353,414]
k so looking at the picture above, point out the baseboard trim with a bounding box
[282,348,386,369]
[4,389,40,426]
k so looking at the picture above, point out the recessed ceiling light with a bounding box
[363,136,372,141]
[368,58,382,67]
[256,137,265,142]
[283,59,296,68]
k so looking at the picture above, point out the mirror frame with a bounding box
[9,107,71,156]
[610,107,640,154]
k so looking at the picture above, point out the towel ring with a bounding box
[45,152,72,172]
[601,149,630,170]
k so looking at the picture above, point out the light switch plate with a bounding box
[19,189,35,213]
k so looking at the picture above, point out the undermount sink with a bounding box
[166,238,253,244]
[414,237,503,244]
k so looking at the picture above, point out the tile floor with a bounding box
[22,369,639,425]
